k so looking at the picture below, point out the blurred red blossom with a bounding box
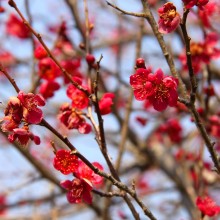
[6,14,31,39]
[158,119,182,143]
[38,58,61,81]
[34,45,47,60]
[39,80,60,99]
[199,1,220,28]
[0,194,7,215]
[196,196,220,217]
[61,59,82,84]
[98,93,115,115]
[0,51,16,68]
[179,33,220,74]
[183,0,209,10]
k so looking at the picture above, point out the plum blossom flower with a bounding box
[199,1,220,29]
[196,196,220,217]
[130,67,178,111]
[53,149,79,175]
[17,91,45,124]
[179,33,220,74]
[34,45,47,60]
[38,58,61,81]
[61,59,82,84]
[98,93,115,115]
[183,0,209,10]
[39,81,60,99]
[66,83,89,109]
[158,118,182,143]
[130,68,152,101]
[6,14,30,39]
[158,2,180,34]
[60,161,103,204]
[1,92,44,145]
[8,126,40,145]
[61,178,93,204]
[75,161,103,187]
[0,51,16,68]
[58,103,91,134]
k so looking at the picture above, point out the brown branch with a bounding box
[180,9,220,173]
[107,1,146,17]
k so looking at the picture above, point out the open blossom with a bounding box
[196,196,220,217]
[67,83,89,109]
[179,33,220,74]
[130,67,178,111]
[4,97,23,125]
[199,1,220,29]
[34,45,47,60]
[0,51,16,68]
[61,178,93,204]
[183,0,209,10]
[18,91,45,124]
[8,126,40,145]
[130,68,152,101]
[158,2,180,34]
[6,14,30,39]
[58,103,91,134]
[61,59,82,84]
[98,93,115,115]
[158,118,182,143]
[39,80,60,99]
[53,149,79,175]
[38,58,61,81]
[75,161,103,187]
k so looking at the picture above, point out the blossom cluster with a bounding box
[158,2,180,34]
[1,91,45,145]
[53,149,103,204]
[130,58,178,111]
[179,32,220,74]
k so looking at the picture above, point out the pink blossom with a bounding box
[53,149,79,175]
[6,14,30,39]
[75,161,103,187]
[17,91,45,124]
[67,84,89,109]
[130,67,178,111]
[98,93,115,115]
[61,178,93,204]
[158,2,180,34]
[39,81,60,99]
[130,68,152,101]
[58,103,92,134]
[183,0,209,10]
[8,126,40,145]
[196,196,220,217]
